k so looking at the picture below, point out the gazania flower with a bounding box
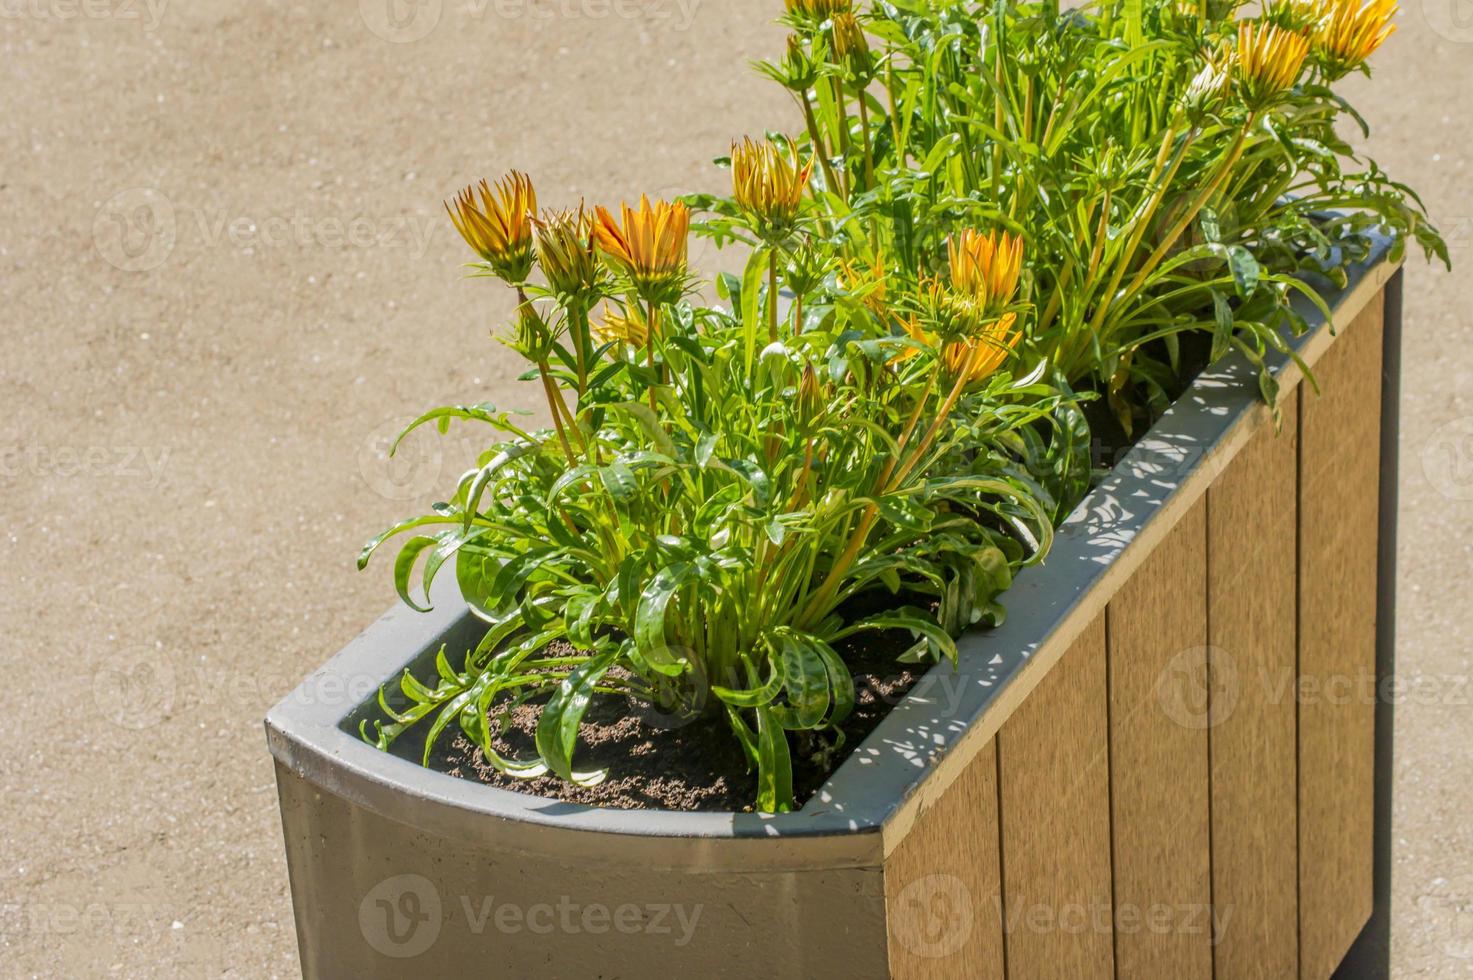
[591,196,691,305]
[1235,22,1311,108]
[534,206,601,301]
[838,253,889,318]
[732,137,813,239]
[895,312,1020,385]
[1180,58,1230,124]
[1311,0,1397,79]
[592,304,652,349]
[831,12,874,81]
[949,230,1024,317]
[446,172,537,284]
[783,0,851,26]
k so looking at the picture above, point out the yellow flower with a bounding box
[533,205,600,301]
[1311,0,1397,78]
[831,12,874,79]
[592,196,692,305]
[783,0,851,24]
[837,253,889,318]
[445,172,537,283]
[894,312,1020,385]
[949,229,1024,317]
[947,313,1021,383]
[731,137,813,238]
[592,304,652,348]
[1235,22,1311,108]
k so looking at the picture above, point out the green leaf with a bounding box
[755,705,794,813]
[393,536,440,612]
[1210,290,1235,363]
[1226,245,1260,300]
[634,563,697,675]
[536,649,619,786]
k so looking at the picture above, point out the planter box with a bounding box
[268,240,1403,979]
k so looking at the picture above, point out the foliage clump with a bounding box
[363,0,1443,812]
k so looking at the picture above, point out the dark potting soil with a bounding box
[428,630,923,813]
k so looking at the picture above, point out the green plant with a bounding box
[752,0,1444,430]
[362,179,1064,813]
[360,0,1444,814]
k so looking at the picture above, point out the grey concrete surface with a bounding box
[0,2,1468,977]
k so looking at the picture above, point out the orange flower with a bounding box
[837,252,889,318]
[949,230,1024,316]
[895,312,1020,384]
[1311,0,1397,78]
[592,304,653,349]
[1235,22,1311,108]
[783,0,851,24]
[533,205,600,301]
[445,172,537,283]
[731,137,813,237]
[946,313,1021,383]
[592,196,691,305]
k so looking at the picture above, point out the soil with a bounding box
[430,631,924,812]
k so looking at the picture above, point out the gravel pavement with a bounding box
[1,2,1468,976]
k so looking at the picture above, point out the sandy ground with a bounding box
[0,2,1468,977]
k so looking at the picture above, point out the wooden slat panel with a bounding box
[1207,400,1301,979]
[886,739,1005,980]
[997,614,1113,979]
[1298,299,1384,978]
[1106,498,1212,979]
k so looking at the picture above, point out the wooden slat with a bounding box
[997,614,1113,979]
[1207,400,1301,979]
[1106,498,1212,979]
[1298,299,1384,978]
[886,739,1005,979]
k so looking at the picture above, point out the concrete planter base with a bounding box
[268,240,1402,979]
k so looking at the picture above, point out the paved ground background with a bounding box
[0,2,1468,976]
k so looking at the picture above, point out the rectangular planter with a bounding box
[267,239,1402,979]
